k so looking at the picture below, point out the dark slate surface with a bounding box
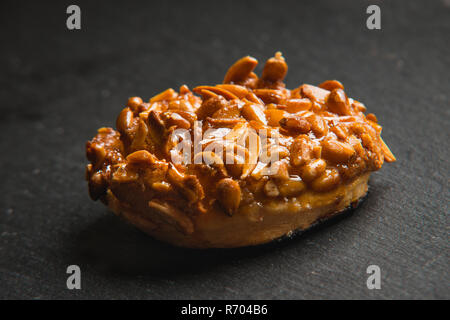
[0,0,448,299]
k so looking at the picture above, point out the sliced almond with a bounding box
[380,137,396,162]
[150,88,177,103]
[216,178,241,216]
[148,200,194,235]
[261,52,288,82]
[300,84,329,104]
[216,84,249,98]
[223,56,258,84]
[193,86,238,100]
[285,98,312,113]
[264,180,280,197]
[241,102,267,125]
[318,80,344,91]
[265,108,286,127]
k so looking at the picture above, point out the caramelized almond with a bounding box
[285,98,312,113]
[126,150,157,165]
[277,178,306,197]
[300,84,329,103]
[127,96,143,111]
[193,86,238,100]
[380,137,396,162]
[261,52,288,82]
[318,80,344,91]
[279,115,311,134]
[264,180,280,197]
[253,89,285,104]
[321,139,355,163]
[223,56,258,84]
[241,102,267,125]
[150,88,177,103]
[311,168,341,192]
[265,108,286,127]
[167,112,191,129]
[326,89,350,115]
[290,135,313,166]
[216,84,249,98]
[300,159,327,182]
[216,178,241,216]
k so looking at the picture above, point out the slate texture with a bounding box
[0,0,448,299]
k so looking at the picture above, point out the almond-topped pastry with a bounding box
[85,52,396,248]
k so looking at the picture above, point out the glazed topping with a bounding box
[86,52,395,216]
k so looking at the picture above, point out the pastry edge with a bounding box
[105,173,370,248]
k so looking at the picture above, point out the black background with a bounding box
[0,0,448,299]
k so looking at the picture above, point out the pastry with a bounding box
[85,52,396,248]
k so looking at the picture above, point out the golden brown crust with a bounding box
[107,173,370,248]
[85,52,395,248]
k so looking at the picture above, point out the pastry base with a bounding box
[106,173,370,248]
